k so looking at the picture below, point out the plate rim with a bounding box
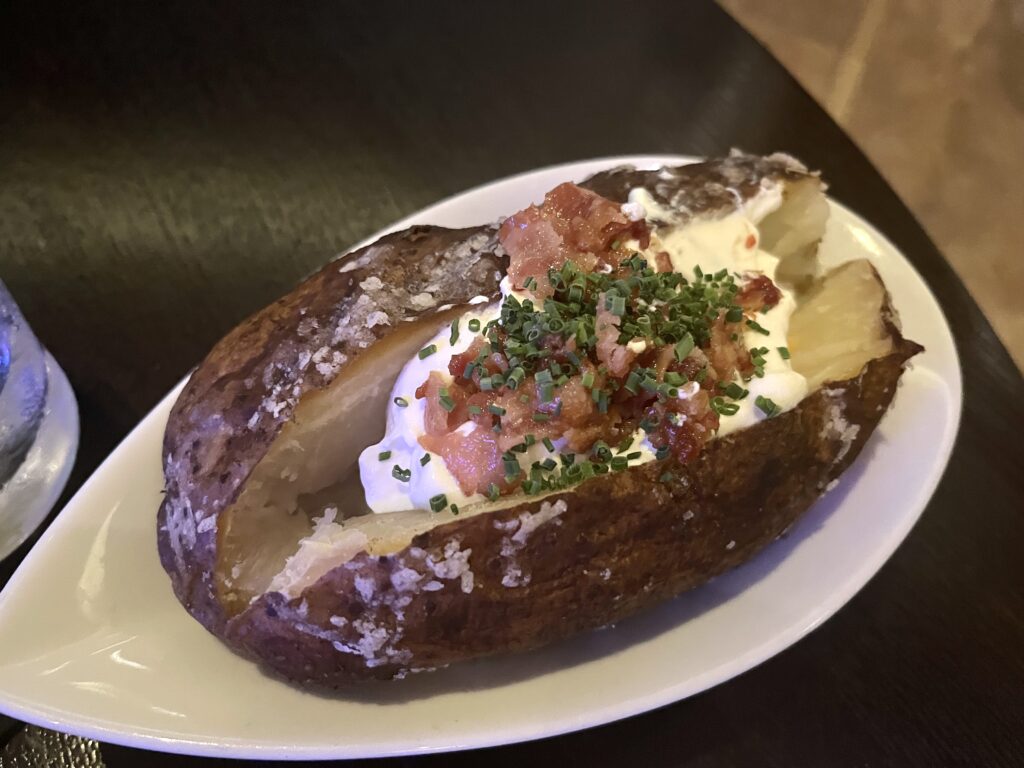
[0,154,963,760]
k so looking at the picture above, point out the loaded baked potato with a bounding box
[158,153,922,687]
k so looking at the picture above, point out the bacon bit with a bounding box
[415,371,471,435]
[418,425,513,497]
[543,376,593,424]
[499,183,649,294]
[745,233,757,249]
[448,337,508,391]
[646,389,718,464]
[706,314,754,382]
[595,293,637,378]
[654,251,672,273]
[448,339,483,379]
[654,345,676,376]
[736,274,782,312]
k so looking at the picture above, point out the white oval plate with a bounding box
[0,156,961,760]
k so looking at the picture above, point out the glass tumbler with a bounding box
[0,281,79,559]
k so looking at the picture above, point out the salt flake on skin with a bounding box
[365,311,390,328]
[409,292,436,309]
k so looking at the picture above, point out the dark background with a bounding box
[1,1,1022,765]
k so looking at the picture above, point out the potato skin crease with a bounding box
[158,155,921,688]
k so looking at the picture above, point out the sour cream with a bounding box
[360,187,807,513]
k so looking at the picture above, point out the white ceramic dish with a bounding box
[0,156,961,760]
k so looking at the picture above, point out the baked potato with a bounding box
[158,153,922,687]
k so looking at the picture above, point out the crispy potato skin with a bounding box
[579,151,818,211]
[158,155,917,688]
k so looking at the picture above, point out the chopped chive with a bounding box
[524,433,536,446]
[392,465,411,482]
[581,370,595,388]
[532,412,551,422]
[393,396,409,407]
[488,404,507,416]
[711,397,740,416]
[418,344,438,359]
[778,346,791,360]
[429,494,448,512]
[720,382,749,400]
[468,404,483,415]
[626,451,641,461]
[746,319,770,336]
[655,445,671,460]
[725,306,744,323]
[664,371,685,386]
[543,437,556,452]
[488,483,501,501]
[755,395,782,417]
[610,456,628,471]
[605,294,627,316]
[439,394,456,412]
[624,370,642,394]
[449,319,460,345]
[522,479,542,494]
[378,450,392,461]
[674,333,695,361]
[468,318,481,332]
[450,503,460,515]
[420,453,431,466]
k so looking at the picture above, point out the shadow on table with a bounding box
[285,436,877,707]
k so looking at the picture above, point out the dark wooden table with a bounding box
[2,1,1022,765]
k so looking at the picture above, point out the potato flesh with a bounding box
[788,260,892,390]
[216,306,466,608]
[758,178,831,289]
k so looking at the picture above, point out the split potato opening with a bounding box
[215,219,893,616]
